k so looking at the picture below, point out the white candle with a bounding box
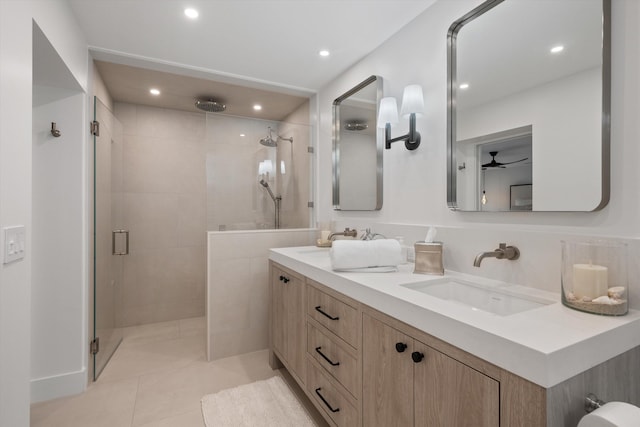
[320,230,330,241]
[573,263,608,299]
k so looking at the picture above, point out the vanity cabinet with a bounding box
[362,313,499,427]
[269,260,545,427]
[270,263,306,384]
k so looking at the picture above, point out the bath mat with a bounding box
[201,376,317,427]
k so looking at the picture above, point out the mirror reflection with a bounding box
[448,0,610,212]
[333,75,383,210]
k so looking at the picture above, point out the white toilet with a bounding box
[578,401,640,427]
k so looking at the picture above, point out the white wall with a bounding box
[319,0,639,233]
[32,92,86,402]
[0,0,88,424]
[317,0,640,294]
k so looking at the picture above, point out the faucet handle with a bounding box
[498,243,520,261]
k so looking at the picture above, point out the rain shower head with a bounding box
[259,127,293,147]
[195,99,226,113]
[259,133,277,147]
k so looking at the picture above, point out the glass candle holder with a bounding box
[561,240,628,316]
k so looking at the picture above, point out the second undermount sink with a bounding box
[401,278,554,316]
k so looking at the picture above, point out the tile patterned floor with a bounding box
[30,317,326,427]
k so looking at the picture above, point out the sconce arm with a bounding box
[384,113,421,151]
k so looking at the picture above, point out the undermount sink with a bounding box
[401,278,553,316]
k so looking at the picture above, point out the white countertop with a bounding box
[270,246,640,388]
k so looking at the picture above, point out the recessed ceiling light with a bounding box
[253,104,262,111]
[319,50,330,57]
[550,45,564,54]
[184,8,199,19]
[459,83,470,90]
[240,134,246,137]
[149,88,160,96]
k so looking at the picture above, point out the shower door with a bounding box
[92,96,125,380]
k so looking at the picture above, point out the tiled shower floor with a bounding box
[30,317,325,427]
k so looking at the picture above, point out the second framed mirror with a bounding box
[333,75,383,210]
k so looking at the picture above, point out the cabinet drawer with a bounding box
[307,359,358,427]
[307,323,358,398]
[307,285,359,348]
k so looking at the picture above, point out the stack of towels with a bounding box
[329,239,402,272]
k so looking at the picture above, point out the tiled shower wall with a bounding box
[114,103,207,326]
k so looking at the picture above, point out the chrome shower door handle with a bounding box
[112,230,129,255]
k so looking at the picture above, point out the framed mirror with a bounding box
[333,75,383,210]
[447,0,610,212]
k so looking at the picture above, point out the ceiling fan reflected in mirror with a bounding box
[482,151,528,170]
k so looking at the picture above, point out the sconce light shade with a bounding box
[263,159,273,175]
[400,85,424,118]
[377,97,399,128]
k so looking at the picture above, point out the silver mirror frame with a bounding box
[446,0,611,212]
[332,75,383,210]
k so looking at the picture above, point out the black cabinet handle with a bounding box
[315,306,339,321]
[279,275,289,283]
[395,342,408,353]
[411,351,424,363]
[315,387,340,413]
[315,346,340,366]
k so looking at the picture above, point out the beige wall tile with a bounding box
[114,104,207,327]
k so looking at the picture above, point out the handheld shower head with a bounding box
[258,179,282,229]
[258,179,278,202]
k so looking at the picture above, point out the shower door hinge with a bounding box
[90,121,100,136]
[307,146,314,154]
[308,201,314,208]
[90,337,100,355]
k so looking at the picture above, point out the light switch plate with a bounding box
[3,226,25,264]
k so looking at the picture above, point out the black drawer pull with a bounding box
[315,387,340,413]
[315,346,340,366]
[412,351,425,363]
[395,342,408,353]
[315,306,339,321]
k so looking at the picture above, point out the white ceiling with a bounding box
[68,0,437,95]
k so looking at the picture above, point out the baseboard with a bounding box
[31,368,87,403]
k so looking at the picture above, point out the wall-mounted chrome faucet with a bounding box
[473,243,520,267]
[328,227,358,241]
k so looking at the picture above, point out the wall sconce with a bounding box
[377,84,424,150]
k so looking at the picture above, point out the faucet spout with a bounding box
[473,243,520,267]
[473,250,502,267]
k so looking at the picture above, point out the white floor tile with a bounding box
[30,317,327,427]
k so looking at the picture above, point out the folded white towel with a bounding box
[330,239,402,271]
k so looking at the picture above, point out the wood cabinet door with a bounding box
[362,314,414,427]
[271,267,287,359]
[286,272,306,383]
[414,340,499,427]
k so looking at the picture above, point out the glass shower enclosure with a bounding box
[91,96,125,379]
